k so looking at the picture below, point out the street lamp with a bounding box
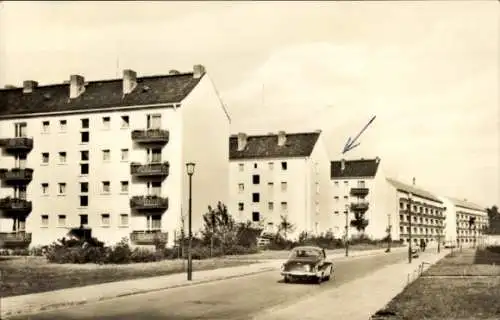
[345,204,349,257]
[186,162,196,281]
[386,213,392,253]
[408,192,413,264]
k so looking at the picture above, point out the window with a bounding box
[281,182,287,192]
[101,214,110,226]
[16,186,27,199]
[238,202,244,211]
[41,183,49,195]
[80,214,89,227]
[80,163,89,175]
[81,131,89,143]
[120,115,129,128]
[80,195,88,207]
[344,181,349,185]
[58,151,67,163]
[58,215,67,227]
[254,163,258,169]
[41,215,49,226]
[150,215,162,229]
[334,181,339,186]
[238,183,244,193]
[400,202,404,209]
[120,181,129,193]
[80,182,89,193]
[147,181,162,196]
[268,162,274,170]
[268,182,274,192]
[14,122,27,137]
[334,211,339,214]
[102,181,110,193]
[15,154,27,169]
[148,148,162,163]
[252,175,260,184]
[81,118,89,129]
[268,202,274,211]
[120,214,129,226]
[358,180,366,188]
[252,193,260,203]
[102,116,111,129]
[334,196,339,202]
[58,183,66,195]
[238,163,244,172]
[344,195,348,200]
[102,149,111,161]
[42,121,50,133]
[315,182,320,194]
[81,150,89,161]
[59,120,67,131]
[281,202,288,212]
[252,212,260,222]
[147,114,161,129]
[42,152,49,164]
[281,161,287,170]
[121,149,129,161]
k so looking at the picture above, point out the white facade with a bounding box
[0,66,229,248]
[228,132,332,239]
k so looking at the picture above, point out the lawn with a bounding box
[372,247,500,320]
[0,256,260,298]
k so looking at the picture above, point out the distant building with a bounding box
[228,131,332,239]
[0,65,230,249]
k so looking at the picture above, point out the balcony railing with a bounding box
[0,232,32,247]
[350,187,369,197]
[350,202,369,212]
[130,162,170,178]
[0,137,34,152]
[130,196,169,210]
[130,230,168,245]
[131,129,170,144]
[0,197,32,213]
[0,168,34,184]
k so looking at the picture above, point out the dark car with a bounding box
[280,246,334,284]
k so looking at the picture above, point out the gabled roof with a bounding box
[447,197,485,212]
[331,158,380,179]
[386,178,443,204]
[0,72,203,117]
[229,132,320,160]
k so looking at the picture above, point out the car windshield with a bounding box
[289,248,322,259]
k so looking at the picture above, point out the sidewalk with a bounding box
[253,250,448,320]
[1,247,400,319]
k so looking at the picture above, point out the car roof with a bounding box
[292,246,323,251]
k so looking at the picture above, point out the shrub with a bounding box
[486,245,500,254]
[130,248,159,263]
[106,238,132,264]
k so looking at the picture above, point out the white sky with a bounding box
[0,1,499,207]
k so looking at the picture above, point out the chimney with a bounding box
[69,74,85,99]
[4,84,17,89]
[375,156,381,163]
[412,177,416,186]
[123,69,137,95]
[23,80,38,94]
[169,69,180,75]
[341,159,346,172]
[277,131,286,146]
[237,132,247,151]
[193,64,206,79]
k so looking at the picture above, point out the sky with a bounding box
[0,1,499,207]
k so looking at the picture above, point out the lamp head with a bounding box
[186,162,196,175]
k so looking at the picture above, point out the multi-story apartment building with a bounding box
[228,130,332,239]
[387,178,446,246]
[330,158,390,240]
[440,197,488,247]
[0,65,230,249]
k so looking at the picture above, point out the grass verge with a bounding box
[0,256,260,298]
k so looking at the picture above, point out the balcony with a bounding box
[0,232,32,248]
[130,162,170,178]
[0,137,34,153]
[350,202,369,212]
[0,168,34,184]
[130,230,168,245]
[0,197,32,214]
[131,129,170,144]
[130,196,169,211]
[350,187,369,197]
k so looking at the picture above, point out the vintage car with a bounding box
[280,246,334,284]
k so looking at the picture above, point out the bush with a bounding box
[130,248,160,263]
[486,246,500,254]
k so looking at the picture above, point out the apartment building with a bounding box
[387,178,446,246]
[330,158,391,240]
[229,131,332,239]
[0,65,230,249]
[440,197,488,247]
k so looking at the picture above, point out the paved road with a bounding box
[17,251,408,320]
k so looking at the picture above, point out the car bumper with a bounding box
[281,271,322,278]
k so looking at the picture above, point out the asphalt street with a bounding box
[15,250,408,320]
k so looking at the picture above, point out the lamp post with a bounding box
[386,213,392,253]
[345,204,349,257]
[408,192,413,264]
[186,162,195,281]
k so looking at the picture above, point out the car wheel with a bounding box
[316,274,323,284]
[284,276,290,283]
[325,266,333,281]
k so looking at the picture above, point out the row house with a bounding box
[229,130,332,239]
[0,65,230,248]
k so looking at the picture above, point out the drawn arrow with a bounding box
[342,115,376,154]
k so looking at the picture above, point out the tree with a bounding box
[277,215,295,240]
[486,205,500,234]
[350,212,369,232]
[201,202,237,254]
